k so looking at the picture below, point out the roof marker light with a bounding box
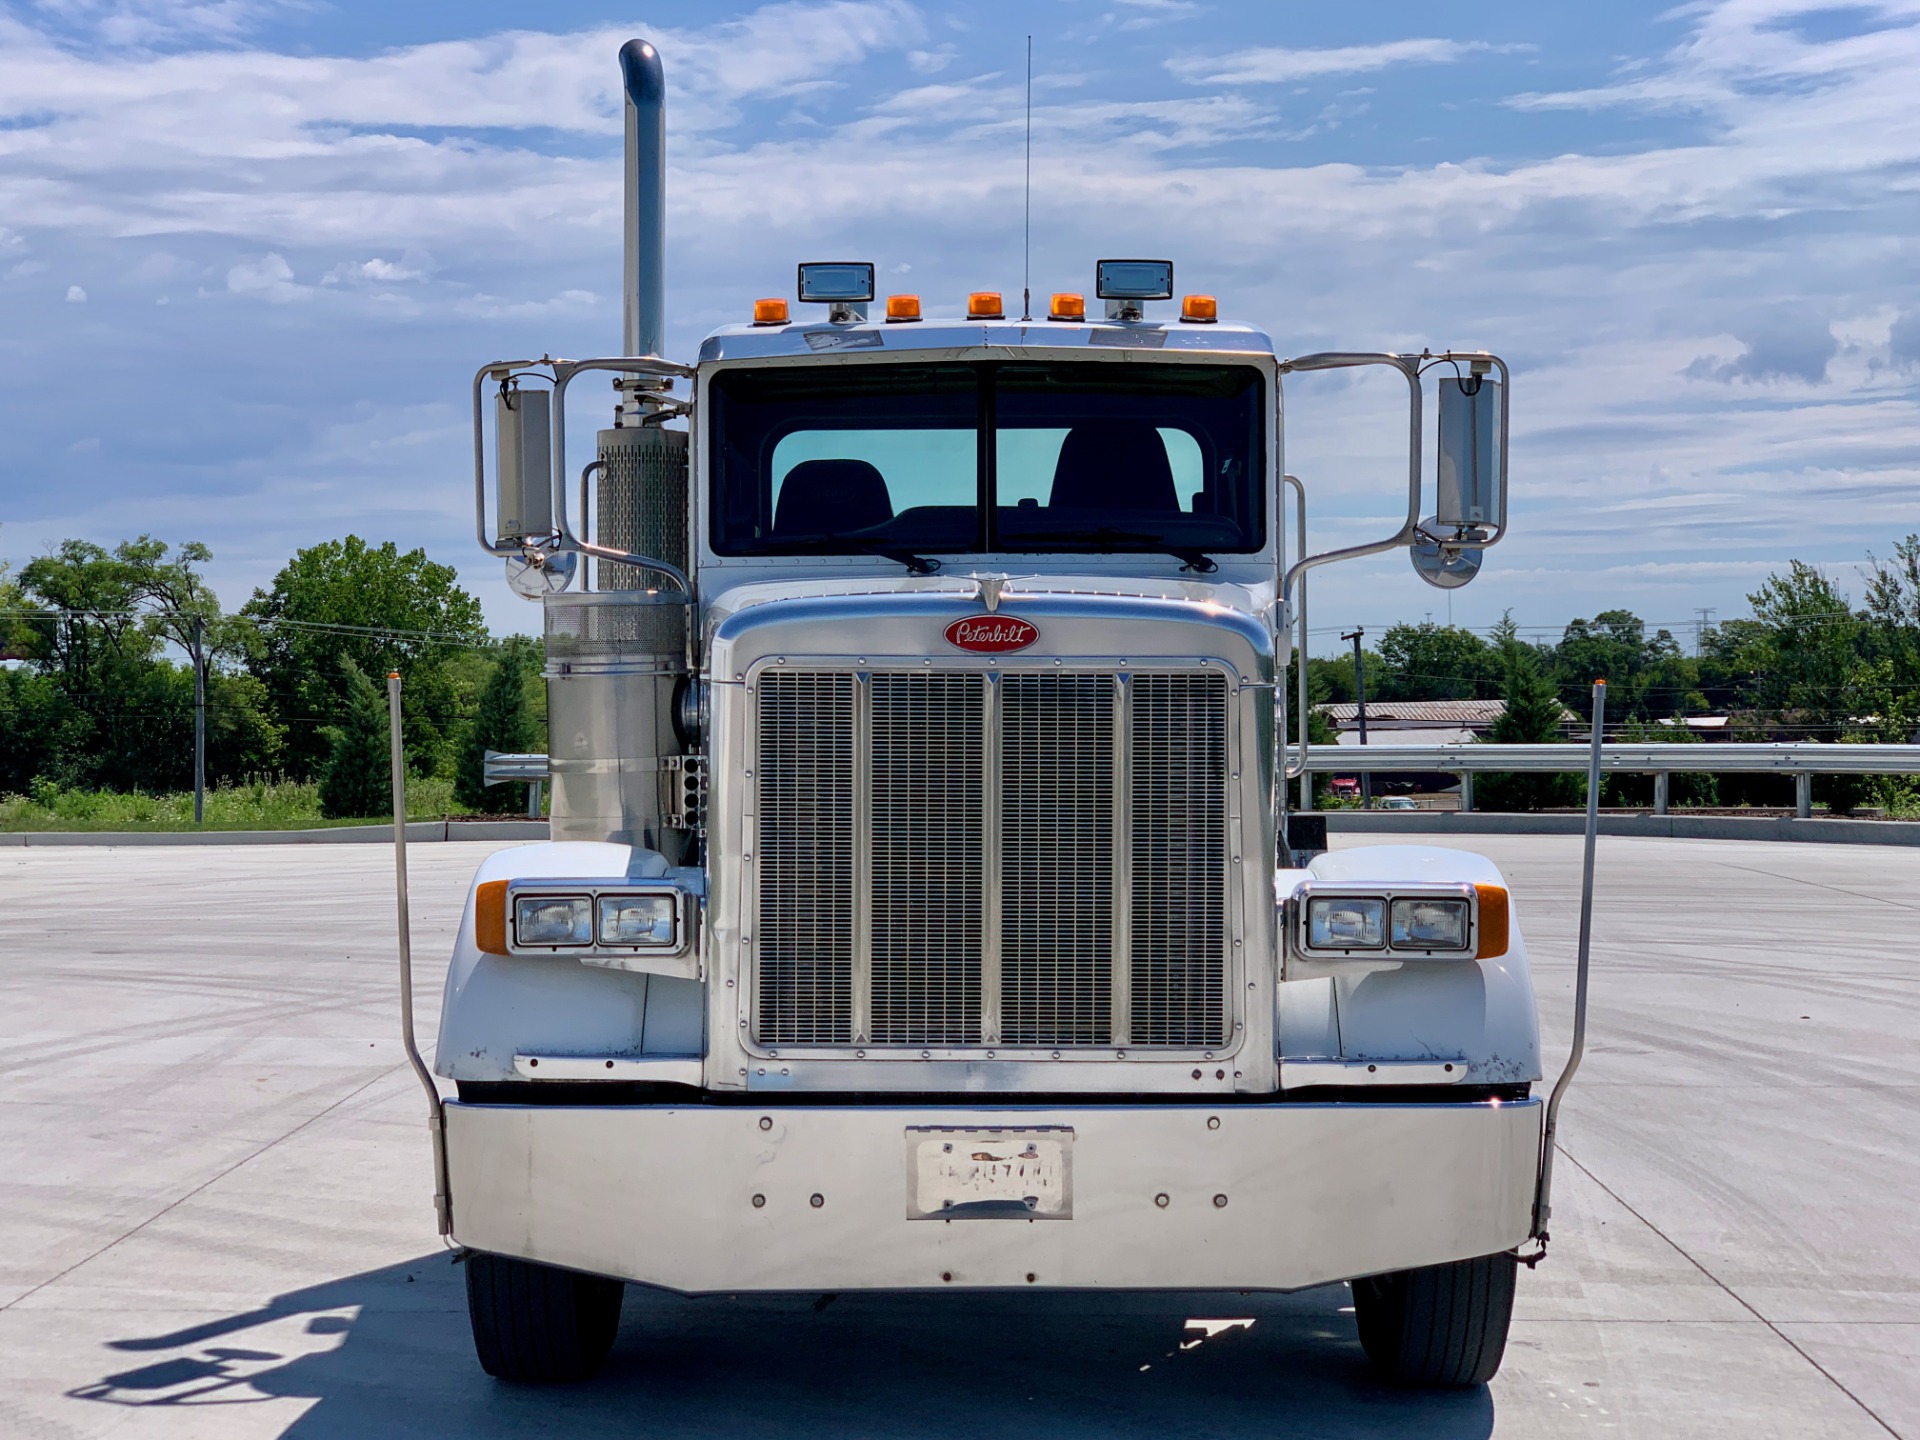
[968,291,1004,319]
[1048,292,1085,322]
[1180,295,1218,324]
[885,293,922,322]
[752,297,789,325]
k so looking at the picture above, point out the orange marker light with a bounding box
[1180,294,1218,324]
[475,879,510,955]
[1048,292,1085,321]
[884,293,921,321]
[968,291,1005,319]
[1474,884,1510,959]
[752,297,789,325]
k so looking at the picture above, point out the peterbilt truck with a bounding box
[417,38,1547,1391]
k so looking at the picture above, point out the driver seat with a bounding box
[1048,421,1178,512]
[773,459,893,536]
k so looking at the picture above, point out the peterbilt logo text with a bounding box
[944,616,1040,653]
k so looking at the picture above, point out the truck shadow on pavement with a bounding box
[72,1252,1495,1440]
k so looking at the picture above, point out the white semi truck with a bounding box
[406,37,1569,1390]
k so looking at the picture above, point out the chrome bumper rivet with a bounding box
[1154,1193,1170,1208]
[1213,1194,1229,1209]
[809,1193,824,1208]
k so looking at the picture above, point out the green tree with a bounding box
[457,637,543,814]
[1376,622,1498,701]
[241,537,486,780]
[9,537,273,791]
[1478,614,1579,812]
[317,658,394,820]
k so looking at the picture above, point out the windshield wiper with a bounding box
[776,537,943,575]
[1002,527,1219,574]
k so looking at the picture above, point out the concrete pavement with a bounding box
[0,835,1913,1438]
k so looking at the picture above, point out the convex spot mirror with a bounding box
[1436,374,1504,533]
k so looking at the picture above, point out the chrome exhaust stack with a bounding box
[619,39,666,367]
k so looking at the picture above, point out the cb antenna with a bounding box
[1022,34,1033,322]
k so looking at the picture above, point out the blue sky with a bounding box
[2,0,1917,649]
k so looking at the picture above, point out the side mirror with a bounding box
[1436,375,1503,533]
[495,384,554,543]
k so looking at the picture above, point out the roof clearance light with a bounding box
[884,293,921,322]
[1048,292,1086,322]
[1180,294,1218,324]
[752,297,789,325]
[968,291,1004,319]
[1095,258,1175,300]
[796,261,876,303]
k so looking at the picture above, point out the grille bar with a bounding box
[755,667,1231,1051]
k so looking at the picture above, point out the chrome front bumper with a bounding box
[444,1096,1540,1293]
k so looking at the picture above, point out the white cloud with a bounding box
[64,283,86,301]
[224,251,305,301]
[1168,38,1501,86]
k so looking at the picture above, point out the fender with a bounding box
[436,842,705,1083]
[1276,845,1541,1087]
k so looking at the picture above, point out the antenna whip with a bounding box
[1023,35,1033,322]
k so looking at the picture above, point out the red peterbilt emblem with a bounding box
[945,615,1039,653]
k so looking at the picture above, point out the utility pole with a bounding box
[192,614,206,826]
[1341,627,1371,809]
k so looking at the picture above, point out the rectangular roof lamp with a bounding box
[1095,258,1174,300]
[797,262,875,303]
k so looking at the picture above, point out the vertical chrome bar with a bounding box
[389,671,449,1236]
[1535,679,1606,1236]
[981,671,1002,1046]
[1282,474,1310,812]
[851,670,873,1045]
[1110,671,1133,1047]
[619,40,666,362]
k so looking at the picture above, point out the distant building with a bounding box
[1321,698,1519,747]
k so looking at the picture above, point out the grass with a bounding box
[0,775,507,832]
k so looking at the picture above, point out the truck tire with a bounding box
[1351,1251,1516,1387]
[464,1251,624,1383]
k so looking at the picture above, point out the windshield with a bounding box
[707,361,1265,558]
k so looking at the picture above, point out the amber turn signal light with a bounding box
[967,291,1005,319]
[475,879,510,955]
[752,297,789,325]
[1474,884,1510,958]
[1180,294,1218,324]
[885,293,921,321]
[1048,292,1085,321]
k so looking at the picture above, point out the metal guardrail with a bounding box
[483,750,551,783]
[1288,741,1920,818]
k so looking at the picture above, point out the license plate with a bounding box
[905,1127,1073,1220]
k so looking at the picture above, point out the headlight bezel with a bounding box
[502,879,693,958]
[1290,880,1487,961]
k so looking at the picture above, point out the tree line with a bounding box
[0,535,542,817]
[1293,539,1920,812]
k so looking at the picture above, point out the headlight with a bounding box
[514,895,593,947]
[598,894,679,948]
[1391,897,1470,951]
[1307,896,1385,949]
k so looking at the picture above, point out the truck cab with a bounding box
[425,37,1542,1392]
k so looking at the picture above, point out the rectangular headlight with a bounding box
[1391,897,1471,951]
[1307,896,1386,949]
[597,894,679,948]
[514,894,592,947]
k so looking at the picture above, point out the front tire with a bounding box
[1351,1251,1517,1387]
[465,1251,624,1383]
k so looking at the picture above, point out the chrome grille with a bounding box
[754,667,1232,1051]
[1001,674,1114,1046]
[755,671,856,1045]
[1130,674,1229,1045]
[870,673,984,1044]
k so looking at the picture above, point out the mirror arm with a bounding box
[549,358,696,595]
[1280,473,1310,789]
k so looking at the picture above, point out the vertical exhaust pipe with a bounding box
[620,39,665,361]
